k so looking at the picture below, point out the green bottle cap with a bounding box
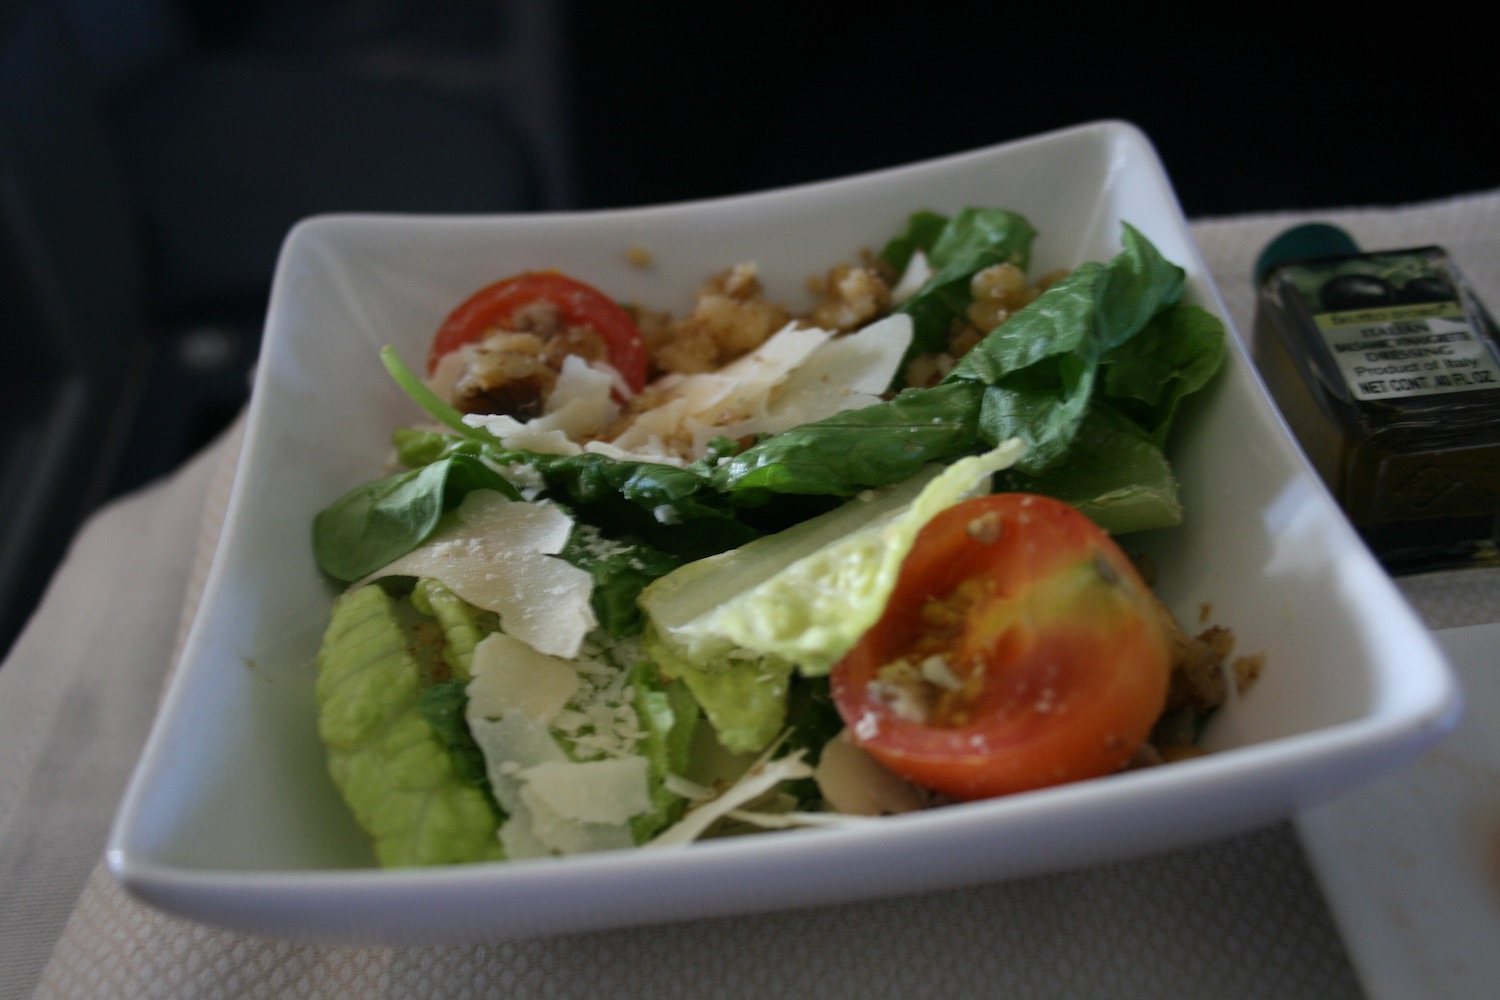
[1254,223,1361,283]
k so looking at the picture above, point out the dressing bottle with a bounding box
[1252,224,1500,574]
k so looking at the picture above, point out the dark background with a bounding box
[3,0,1495,655]
[571,6,1498,219]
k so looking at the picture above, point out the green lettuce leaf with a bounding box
[641,632,793,755]
[315,583,504,866]
[629,659,700,842]
[776,674,844,806]
[886,207,1038,355]
[709,380,985,496]
[1100,302,1226,447]
[409,577,496,680]
[417,679,492,795]
[878,209,948,273]
[559,525,684,638]
[994,403,1182,533]
[945,222,1186,473]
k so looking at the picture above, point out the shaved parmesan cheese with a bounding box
[709,322,832,398]
[363,490,595,658]
[889,249,932,305]
[464,413,579,457]
[466,632,582,724]
[470,709,613,859]
[540,355,620,437]
[518,783,635,855]
[645,750,815,848]
[517,757,651,825]
[662,772,715,802]
[740,313,911,436]
[470,709,567,854]
[471,707,564,839]
[803,313,912,397]
[497,807,553,859]
[470,709,567,774]
[608,323,832,460]
[461,356,620,456]
[723,809,855,830]
[426,347,468,405]
[472,709,651,857]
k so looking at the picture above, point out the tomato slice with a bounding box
[830,493,1171,801]
[428,270,649,394]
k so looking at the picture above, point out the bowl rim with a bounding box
[105,118,1462,944]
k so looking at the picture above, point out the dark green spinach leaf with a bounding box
[312,455,520,583]
[711,380,985,495]
[888,207,1038,356]
[561,525,685,637]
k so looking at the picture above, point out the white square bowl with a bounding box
[106,120,1460,945]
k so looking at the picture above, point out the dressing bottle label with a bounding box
[1280,250,1500,402]
[1316,303,1500,401]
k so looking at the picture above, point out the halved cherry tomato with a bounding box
[428,270,649,394]
[830,493,1171,801]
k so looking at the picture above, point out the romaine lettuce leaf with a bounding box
[315,583,504,866]
[629,660,700,841]
[994,402,1181,534]
[945,221,1187,473]
[885,207,1038,356]
[417,679,492,794]
[409,577,496,680]
[642,631,795,754]
[1100,302,1227,448]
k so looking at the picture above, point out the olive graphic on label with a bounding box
[1320,273,1396,311]
[1397,275,1452,304]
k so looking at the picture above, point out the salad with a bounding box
[310,207,1244,867]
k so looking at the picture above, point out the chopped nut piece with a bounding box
[643,264,793,376]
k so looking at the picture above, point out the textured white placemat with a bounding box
[0,422,232,1000]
